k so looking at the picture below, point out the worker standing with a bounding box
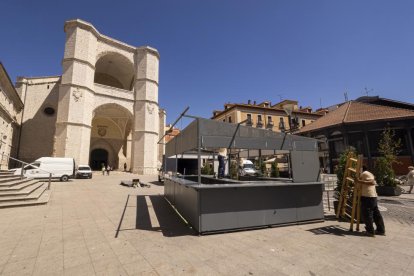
[358,166,385,237]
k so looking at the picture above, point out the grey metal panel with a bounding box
[292,140,318,151]
[165,120,198,157]
[296,184,324,221]
[197,184,323,232]
[291,151,320,183]
[164,178,176,204]
[174,182,200,229]
[166,118,319,156]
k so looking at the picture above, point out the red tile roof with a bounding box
[297,101,414,134]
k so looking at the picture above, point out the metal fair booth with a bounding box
[164,117,324,234]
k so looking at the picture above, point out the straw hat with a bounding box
[360,171,375,182]
[409,166,414,170]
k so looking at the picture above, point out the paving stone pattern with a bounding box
[0,172,413,275]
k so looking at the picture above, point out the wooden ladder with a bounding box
[336,153,363,231]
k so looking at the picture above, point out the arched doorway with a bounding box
[90,148,109,170]
[90,104,133,170]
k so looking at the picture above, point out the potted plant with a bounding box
[374,128,402,196]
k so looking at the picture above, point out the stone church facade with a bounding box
[16,19,165,174]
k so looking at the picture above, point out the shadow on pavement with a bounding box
[307,224,365,237]
[148,181,164,186]
[115,194,195,238]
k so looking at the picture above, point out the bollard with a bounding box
[48,173,52,190]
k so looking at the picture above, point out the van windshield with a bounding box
[78,166,91,170]
[25,162,40,170]
[243,164,255,169]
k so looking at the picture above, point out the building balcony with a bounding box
[245,119,253,127]
[94,83,134,101]
[266,122,274,130]
[256,121,263,128]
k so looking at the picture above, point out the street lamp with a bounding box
[282,103,295,132]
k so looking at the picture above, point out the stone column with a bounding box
[54,20,97,165]
[131,47,160,174]
[158,109,166,165]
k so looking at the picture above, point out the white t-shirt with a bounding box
[407,170,414,185]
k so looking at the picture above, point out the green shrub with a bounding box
[201,163,213,175]
[374,128,401,187]
[271,160,280,177]
[230,161,238,179]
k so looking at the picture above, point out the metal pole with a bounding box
[157,106,189,144]
[20,162,24,179]
[48,173,51,190]
[197,118,201,184]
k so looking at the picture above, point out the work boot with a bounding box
[375,230,386,236]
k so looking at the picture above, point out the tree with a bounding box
[260,162,267,176]
[229,161,238,179]
[201,162,213,175]
[271,160,280,177]
[374,128,401,187]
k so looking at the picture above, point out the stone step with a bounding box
[0,175,22,183]
[0,186,51,208]
[0,177,34,188]
[0,181,43,196]
[0,183,48,203]
[0,179,39,192]
[0,171,14,175]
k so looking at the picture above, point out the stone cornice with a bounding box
[60,83,135,102]
[135,78,159,86]
[64,19,160,58]
[134,99,159,106]
[56,121,92,129]
[136,46,160,60]
[133,130,158,136]
[62,58,95,70]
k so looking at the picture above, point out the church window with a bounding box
[43,107,55,116]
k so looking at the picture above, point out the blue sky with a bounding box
[1,0,414,124]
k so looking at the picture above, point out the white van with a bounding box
[240,159,258,176]
[13,157,75,181]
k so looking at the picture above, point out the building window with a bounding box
[228,116,232,123]
[246,114,252,126]
[268,116,272,122]
[223,119,225,122]
[258,115,262,122]
[302,120,306,127]
[43,107,55,116]
[279,117,285,130]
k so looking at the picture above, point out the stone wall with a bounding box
[16,77,60,163]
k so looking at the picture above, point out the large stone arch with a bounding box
[56,19,160,174]
[94,51,135,90]
[90,103,133,169]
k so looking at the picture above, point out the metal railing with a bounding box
[1,153,53,190]
[320,173,338,211]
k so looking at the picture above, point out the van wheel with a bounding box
[61,175,69,182]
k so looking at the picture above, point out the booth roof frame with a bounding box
[165,117,318,157]
[165,118,321,183]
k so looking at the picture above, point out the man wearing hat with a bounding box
[358,166,385,237]
[407,166,414,194]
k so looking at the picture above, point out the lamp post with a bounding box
[282,103,295,132]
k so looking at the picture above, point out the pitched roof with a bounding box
[297,101,414,134]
